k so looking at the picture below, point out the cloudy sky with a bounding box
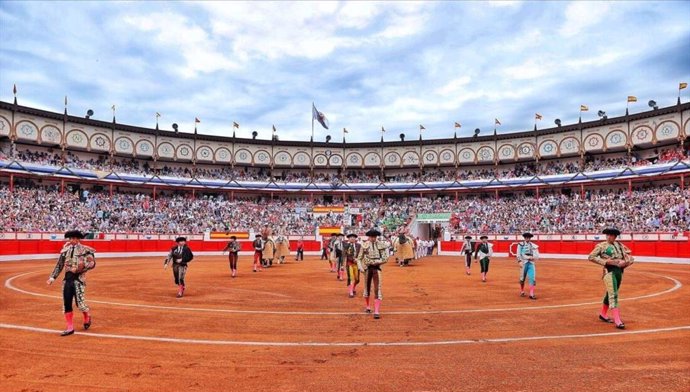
[0,1,688,142]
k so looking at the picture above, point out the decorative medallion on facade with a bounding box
[636,129,648,141]
[20,123,36,137]
[543,143,554,153]
[501,147,512,157]
[179,146,190,157]
[660,124,673,137]
[94,136,107,148]
[387,154,397,163]
[0,119,6,131]
[161,145,172,154]
[43,127,59,142]
[238,151,248,160]
[479,149,491,160]
[610,133,622,145]
[218,150,229,160]
[442,151,452,161]
[325,150,332,157]
[297,154,307,163]
[331,156,341,165]
[140,142,151,152]
[257,152,268,162]
[278,153,288,162]
[118,139,130,150]
[316,156,326,164]
[564,140,575,151]
[519,145,531,155]
[199,148,210,158]
[349,155,359,164]
[587,137,600,147]
[425,153,434,162]
[462,151,471,159]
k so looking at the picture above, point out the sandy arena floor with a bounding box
[1,255,689,392]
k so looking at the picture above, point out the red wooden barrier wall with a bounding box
[440,240,690,258]
[0,240,322,256]
[0,239,687,259]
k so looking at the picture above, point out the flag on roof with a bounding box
[312,103,329,130]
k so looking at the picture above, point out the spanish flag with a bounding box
[195,117,201,123]
[627,96,637,102]
[495,118,501,126]
[580,105,589,111]
[233,121,239,128]
[454,122,462,128]
[419,124,425,131]
[681,82,688,90]
[535,113,543,120]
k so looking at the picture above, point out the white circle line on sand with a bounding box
[0,323,688,347]
[4,271,683,316]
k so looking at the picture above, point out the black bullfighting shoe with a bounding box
[599,315,613,323]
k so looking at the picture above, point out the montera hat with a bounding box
[64,230,85,239]
[365,228,381,237]
[602,228,621,237]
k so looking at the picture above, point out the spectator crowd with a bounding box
[1,183,687,236]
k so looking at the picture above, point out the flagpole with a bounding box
[311,102,315,142]
[341,128,346,172]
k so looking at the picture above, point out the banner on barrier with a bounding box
[563,234,588,241]
[660,233,688,241]
[537,234,560,241]
[319,226,343,235]
[632,233,659,241]
[16,233,39,240]
[209,232,250,240]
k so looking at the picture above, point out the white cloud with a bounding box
[121,12,241,78]
[559,1,612,38]
[487,1,523,8]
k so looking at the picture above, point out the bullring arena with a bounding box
[1,254,689,391]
